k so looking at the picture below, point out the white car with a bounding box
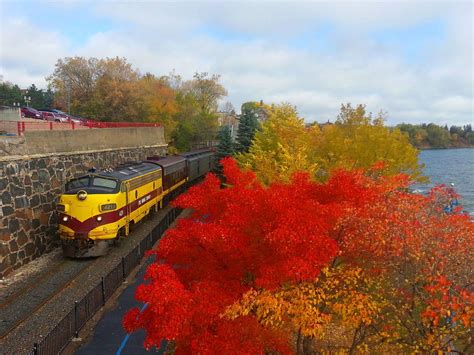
[40,111,68,123]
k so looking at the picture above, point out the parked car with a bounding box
[38,108,68,120]
[39,111,69,123]
[54,113,71,123]
[37,108,64,114]
[68,116,85,125]
[20,107,43,119]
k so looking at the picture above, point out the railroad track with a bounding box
[0,257,96,339]
[0,258,69,309]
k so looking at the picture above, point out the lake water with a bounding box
[417,148,474,215]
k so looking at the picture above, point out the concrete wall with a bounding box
[0,126,165,157]
[0,107,20,122]
[0,127,167,277]
[24,126,165,155]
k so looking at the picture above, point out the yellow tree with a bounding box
[238,102,425,184]
[315,103,425,182]
[135,74,178,140]
[237,103,318,185]
[224,265,384,353]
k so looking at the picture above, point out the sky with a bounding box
[0,0,472,126]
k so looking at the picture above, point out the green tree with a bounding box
[26,84,46,109]
[171,73,224,150]
[0,81,22,106]
[235,102,260,153]
[215,126,235,173]
[425,123,451,148]
[172,122,193,151]
[0,82,53,109]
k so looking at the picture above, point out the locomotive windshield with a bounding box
[66,177,89,190]
[65,176,118,193]
[92,177,118,190]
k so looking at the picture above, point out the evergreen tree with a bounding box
[0,82,22,106]
[215,126,234,173]
[235,104,259,153]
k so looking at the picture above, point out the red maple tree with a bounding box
[124,158,473,353]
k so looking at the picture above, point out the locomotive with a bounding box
[57,149,214,257]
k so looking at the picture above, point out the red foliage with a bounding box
[123,158,473,352]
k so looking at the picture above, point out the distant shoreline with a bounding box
[418,146,474,151]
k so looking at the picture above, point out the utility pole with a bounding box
[67,80,71,115]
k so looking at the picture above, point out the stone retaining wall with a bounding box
[0,145,167,278]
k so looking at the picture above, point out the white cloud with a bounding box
[0,1,472,126]
[433,96,473,113]
[0,18,69,87]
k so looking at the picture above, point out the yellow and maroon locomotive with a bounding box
[58,149,214,257]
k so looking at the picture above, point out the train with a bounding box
[57,149,215,257]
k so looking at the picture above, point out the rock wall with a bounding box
[0,145,167,278]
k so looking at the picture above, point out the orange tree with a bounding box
[124,159,473,353]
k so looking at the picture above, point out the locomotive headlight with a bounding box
[62,216,69,222]
[100,203,117,211]
[77,190,87,201]
[96,216,103,222]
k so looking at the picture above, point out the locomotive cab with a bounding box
[58,162,164,257]
[58,175,124,257]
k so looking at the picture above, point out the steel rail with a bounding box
[0,258,96,340]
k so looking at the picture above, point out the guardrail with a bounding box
[83,121,161,129]
[0,121,162,137]
[28,207,181,355]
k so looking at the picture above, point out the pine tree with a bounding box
[235,105,259,153]
[215,126,234,173]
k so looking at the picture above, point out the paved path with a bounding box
[76,209,191,354]
[76,256,165,355]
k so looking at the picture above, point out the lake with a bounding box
[417,148,474,215]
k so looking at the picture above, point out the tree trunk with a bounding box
[296,328,304,355]
[303,336,313,354]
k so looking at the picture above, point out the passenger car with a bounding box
[20,107,43,119]
[38,109,70,123]
[39,111,69,122]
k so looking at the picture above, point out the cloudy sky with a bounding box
[0,0,472,125]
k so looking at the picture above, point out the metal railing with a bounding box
[84,121,161,129]
[29,207,181,355]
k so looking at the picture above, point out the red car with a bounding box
[20,107,43,119]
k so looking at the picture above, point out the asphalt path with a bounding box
[76,255,166,355]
